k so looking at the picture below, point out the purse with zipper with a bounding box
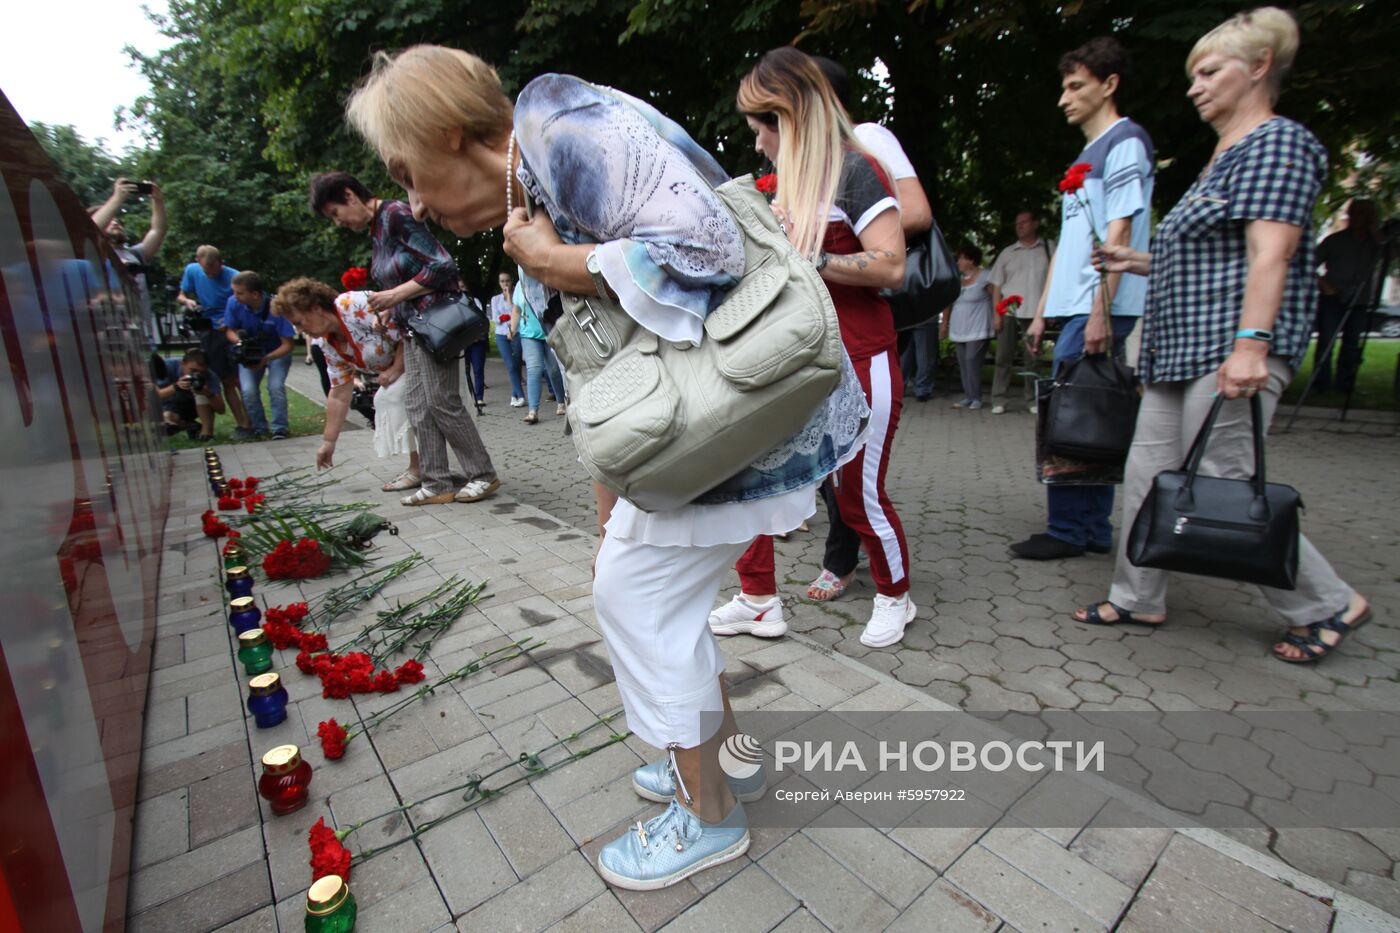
[1127,394,1301,589]
[543,174,843,512]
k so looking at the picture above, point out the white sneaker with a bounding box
[708,595,788,637]
[555,403,567,416]
[510,396,526,408]
[860,593,915,647]
[991,405,1006,414]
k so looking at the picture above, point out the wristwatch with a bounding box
[815,252,829,273]
[585,249,609,301]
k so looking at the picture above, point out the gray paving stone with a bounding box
[980,826,1133,926]
[128,825,263,913]
[769,907,834,932]
[142,697,188,748]
[456,851,605,932]
[477,784,578,879]
[188,764,260,847]
[127,861,272,933]
[131,787,189,869]
[547,892,641,932]
[1157,835,1333,932]
[356,877,451,933]
[1069,801,1172,888]
[760,833,899,932]
[1119,865,1286,933]
[804,807,936,909]
[945,844,1105,933]
[417,808,519,917]
[210,905,277,932]
[886,878,1001,933]
[665,864,799,933]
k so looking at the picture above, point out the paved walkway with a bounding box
[125,357,1400,932]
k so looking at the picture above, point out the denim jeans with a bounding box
[238,354,292,434]
[521,336,565,410]
[1044,313,1138,548]
[900,321,938,397]
[497,332,525,399]
[464,340,487,402]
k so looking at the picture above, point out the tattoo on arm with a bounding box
[826,250,896,272]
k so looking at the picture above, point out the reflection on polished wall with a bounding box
[0,90,170,931]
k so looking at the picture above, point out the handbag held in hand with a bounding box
[547,175,842,512]
[405,293,489,364]
[1127,394,1301,590]
[880,222,960,333]
[1042,352,1140,465]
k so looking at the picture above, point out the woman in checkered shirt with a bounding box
[1075,7,1369,665]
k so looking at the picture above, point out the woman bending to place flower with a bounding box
[273,278,418,477]
[309,170,499,505]
[711,47,915,649]
[344,46,864,889]
[1084,7,1368,663]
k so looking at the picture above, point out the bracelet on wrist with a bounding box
[1235,328,1274,343]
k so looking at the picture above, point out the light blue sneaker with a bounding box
[597,799,750,890]
[631,758,767,803]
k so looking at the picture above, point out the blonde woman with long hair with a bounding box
[713,47,917,649]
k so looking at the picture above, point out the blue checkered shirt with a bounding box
[1139,117,1327,384]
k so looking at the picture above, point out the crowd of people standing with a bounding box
[106,3,1379,895]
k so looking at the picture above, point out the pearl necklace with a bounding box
[505,130,517,216]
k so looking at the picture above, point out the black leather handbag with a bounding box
[1127,394,1301,590]
[1043,353,1140,464]
[405,293,489,364]
[881,222,960,332]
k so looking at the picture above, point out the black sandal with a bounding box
[1273,607,1372,664]
[1074,601,1165,627]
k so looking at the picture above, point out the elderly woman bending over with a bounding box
[345,46,866,890]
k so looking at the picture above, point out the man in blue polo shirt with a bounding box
[179,245,254,435]
[1015,36,1154,561]
[224,271,296,439]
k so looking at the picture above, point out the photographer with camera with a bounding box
[273,277,421,485]
[151,348,225,441]
[91,178,169,346]
[223,271,296,439]
[178,245,255,437]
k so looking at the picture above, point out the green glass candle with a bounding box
[305,875,357,933]
[237,629,274,675]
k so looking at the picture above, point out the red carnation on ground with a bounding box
[995,295,1024,317]
[373,671,401,693]
[394,659,426,685]
[263,538,331,580]
[317,719,349,760]
[340,267,369,291]
[227,477,245,489]
[217,495,242,511]
[755,173,777,196]
[244,476,260,489]
[244,493,266,514]
[308,817,353,882]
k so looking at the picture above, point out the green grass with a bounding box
[1282,338,1399,411]
[165,384,326,451]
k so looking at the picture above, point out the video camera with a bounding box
[186,370,208,393]
[231,330,265,367]
[182,308,215,333]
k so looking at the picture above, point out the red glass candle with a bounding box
[259,744,314,815]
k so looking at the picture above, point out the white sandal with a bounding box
[401,488,455,507]
[382,471,422,492]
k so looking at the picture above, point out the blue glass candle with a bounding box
[226,566,255,600]
[229,596,262,634]
[247,673,289,727]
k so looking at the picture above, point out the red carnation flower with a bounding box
[300,632,329,653]
[244,476,260,489]
[296,650,317,674]
[394,659,426,685]
[227,477,245,489]
[262,621,302,650]
[755,173,778,196]
[217,495,241,511]
[308,817,353,882]
[373,671,400,693]
[340,267,369,291]
[317,719,350,760]
[1059,162,1091,195]
[995,294,1024,316]
[244,494,266,514]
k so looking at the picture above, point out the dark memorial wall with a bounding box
[0,90,171,932]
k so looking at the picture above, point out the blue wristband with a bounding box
[1235,328,1273,342]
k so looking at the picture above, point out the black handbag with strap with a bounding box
[881,221,960,332]
[1042,352,1140,464]
[405,293,489,364]
[1127,394,1302,590]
